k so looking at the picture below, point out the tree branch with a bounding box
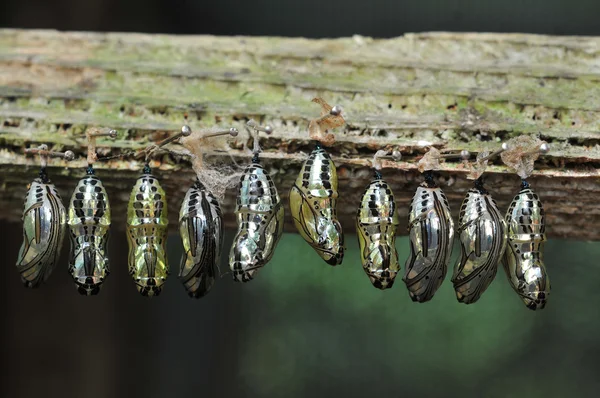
[0,29,598,240]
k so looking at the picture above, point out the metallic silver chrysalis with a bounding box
[126,168,169,297]
[452,181,507,304]
[356,173,400,289]
[503,181,550,310]
[403,173,454,302]
[67,168,111,295]
[179,180,223,298]
[289,144,344,265]
[229,159,284,282]
[17,172,67,287]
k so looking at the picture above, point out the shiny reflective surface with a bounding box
[127,172,169,297]
[67,173,111,295]
[289,145,344,265]
[3,226,600,398]
[503,183,550,310]
[229,161,284,282]
[356,177,399,289]
[17,176,66,287]
[404,181,454,302]
[452,186,507,304]
[179,181,223,298]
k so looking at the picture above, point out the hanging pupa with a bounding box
[175,125,238,297]
[179,179,223,297]
[123,129,189,297]
[126,163,169,297]
[67,128,117,295]
[356,150,400,289]
[229,120,284,282]
[17,145,74,287]
[289,98,345,265]
[403,148,455,303]
[500,137,551,310]
[452,149,508,304]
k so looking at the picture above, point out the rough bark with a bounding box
[0,29,598,240]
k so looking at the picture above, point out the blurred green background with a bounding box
[2,225,599,398]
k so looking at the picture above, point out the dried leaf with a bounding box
[467,151,490,180]
[312,97,333,115]
[308,97,345,146]
[418,147,441,173]
[372,149,389,170]
[500,136,545,179]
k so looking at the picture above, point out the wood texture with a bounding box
[0,29,598,240]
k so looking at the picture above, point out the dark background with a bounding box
[3,1,600,397]
[2,0,600,37]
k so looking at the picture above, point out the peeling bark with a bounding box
[0,29,598,240]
